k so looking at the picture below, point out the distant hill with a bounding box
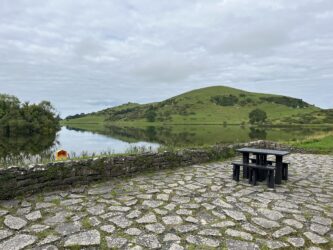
[63,86,328,126]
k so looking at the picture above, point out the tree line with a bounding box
[0,94,60,136]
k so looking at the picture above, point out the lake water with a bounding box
[1,124,332,167]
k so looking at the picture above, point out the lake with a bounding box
[1,124,332,167]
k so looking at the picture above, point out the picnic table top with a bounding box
[237,147,290,156]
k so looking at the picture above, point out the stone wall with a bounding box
[0,140,298,200]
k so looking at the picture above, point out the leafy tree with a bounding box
[0,94,60,136]
[211,95,239,106]
[249,109,267,124]
[145,109,157,122]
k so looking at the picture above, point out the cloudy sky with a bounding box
[1,0,333,117]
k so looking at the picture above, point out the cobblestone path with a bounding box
[0,154,332,249]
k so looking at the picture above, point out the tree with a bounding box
[145,109,157,122]
[249,109,267,124]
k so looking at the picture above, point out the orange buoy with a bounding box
[55,149,69,160]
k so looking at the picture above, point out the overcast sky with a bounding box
[1,0,333,117]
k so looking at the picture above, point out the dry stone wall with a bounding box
[0,140,298,199]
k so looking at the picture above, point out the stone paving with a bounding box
[0,153,332,249]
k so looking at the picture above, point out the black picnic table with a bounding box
[236,147,290,184]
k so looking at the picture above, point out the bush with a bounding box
[211,95,239,106]
[249,109,267,124]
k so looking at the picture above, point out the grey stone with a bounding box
[198,229,221,236]
[169,243,184,250]
[88,186,113,195]
[283,219,303,229]
[64,230,100,247]
[211,220,235,228]
[38,235,61,246]
[35,202,54,210]
[212,198,233,208]
[28,224,50,233]
[163,233,181,242]
[100,224,115,233]
[225,229,253,241]
[186,235,220,247]
[127,210,142,219]
[226,239,259,250]
[109,215,133,228]
[145,223,165,234]
[136,213,157,224]
[4,215,27,230]
[258,208,284,221]
[242,223,267,236]
[55,222,81,236]
[311,216,332,226]
[0,229,13,241]
[0,234,37,250]
[108,205,131,212]
[310,223,330,235]
[272,226,295,238]
[136,234,161,249]
[252,217,280,229]
[287,237,305,247]
[26,210,42,221]
[142,200,164,208]
[258,240,288,249]
[175,224,198,233]
[304,231,328,244]
[224,209,246,221]
[125,228,142,236]
[87,205,105,215]
[106,237,128,248]
[162,215,183,225]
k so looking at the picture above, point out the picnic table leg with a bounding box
[275,155,283,184]
[242,152,250,178]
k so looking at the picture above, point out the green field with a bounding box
[62,86,330,127]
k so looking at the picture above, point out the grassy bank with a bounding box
[290,135,333,154]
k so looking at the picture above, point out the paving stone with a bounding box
[226,239,260,250]
[55,222,81,236]
[64,229,100,247]
[258,208,284,221]
[4,215,27,230]
[184,216,199,224]
[26,210,42,221]
[212,198,233,208]
[287,237,305,247]
[241,223,267,236]
[156,194,169,201]
[108,205,131,212]
[186,235,219,247]
[169,243,184,250]
[28,224,50,233]
[225,229,253,241]
[311,216,332,226]
[109,215,133,228]
[142,200,164,208]
[283,219,303,229]
[106,237,128,248]
[162,215,183,225]
[310,223,330,235]
[304,231,328,244]
[211,220,235,228]
[163,233,181,242]
[37,235,61,246]
[136,213,157,224]
[198,229,221,236]
[258,239,289,249]
[252,217,280,229]
[125,228,142,236]
[43,212,69,225]
[0,234,37,250]
[60,199,83,206]
[0,229,13,241]
[87,205,105,215]
[35,202,54,210]
[127,210,142,219]
[136,234,161,249]
[175,224,198,233]
[100,224,115,233]
[272,226,296,238]
[224,209,246,221]
[145,223,165,234]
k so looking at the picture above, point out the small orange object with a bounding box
[55,150,69,160]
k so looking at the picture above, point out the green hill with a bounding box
[63,86,325,126]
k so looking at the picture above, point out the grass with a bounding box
[290,135,333,154]
[62,86,320,126]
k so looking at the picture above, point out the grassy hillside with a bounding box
[63,86,322,126]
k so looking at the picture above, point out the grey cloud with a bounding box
[0,0,332,117]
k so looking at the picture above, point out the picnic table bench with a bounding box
[232,147,290,188]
